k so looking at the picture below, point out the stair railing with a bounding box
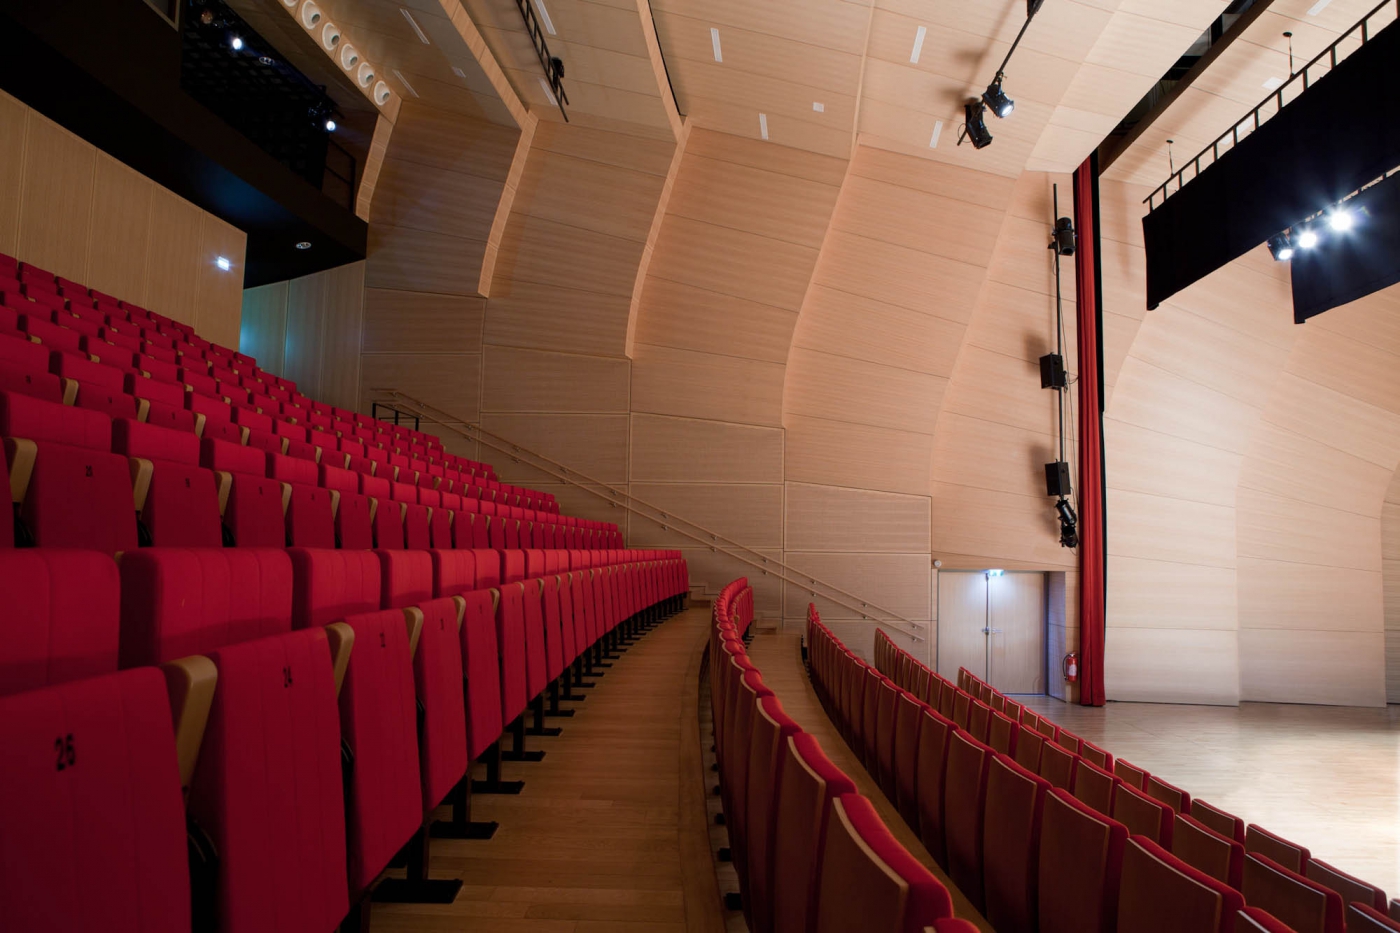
[369,387,928,642]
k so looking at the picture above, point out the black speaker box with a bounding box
[1045,461,1071,498]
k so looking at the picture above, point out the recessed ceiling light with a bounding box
[392,68,419,98]
[759,113,769,140]
[910,25,927,64]
[532,0,557,36]
[1306,0,1332,14]
[230,34,244,50]
[711,27,723,62]
[929,120,944,148]
[258,55,275,66]
[295,241,312,250]
[325,118,337,132]
[400,8,430,44]
[812,102,825,112]
[451,66,466,78]
[538,77,558,106]
[1262,76,1284,91]
[215,256,232,271]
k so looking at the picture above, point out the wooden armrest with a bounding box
[404,607,424,660]
[135,398,150,422]
[128,457,153,513]
[193,412,206,438]
[161,654,218,795]
[490,588,501,613]
[4,437,36,504]
[325,622,354,698]
[328,489,341,518]
[213,471,233,516]
[238,426,249,445]
[60,377,78,406]
[452,595,466,631]
[280,481,292,515]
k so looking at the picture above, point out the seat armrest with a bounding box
[161,654,218,795]
[325,622,355,697]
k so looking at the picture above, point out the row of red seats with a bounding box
[709,578,977,933]
[825,628,1400,933]
[0,251,572,517]
[0,545,688,932]
[0,390,621,552]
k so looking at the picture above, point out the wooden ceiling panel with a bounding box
[1084,11,1209,78]
[652,0,874,54]
[651,11,864,95]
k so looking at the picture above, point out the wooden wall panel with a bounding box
[1105,628,1240,705]
[144,188,204,326]
[316,261,365,411]
[362,288,485,354]
[360,352,481,422]
[782,552,932,625]
[282,274,327,394]
[1238,630,1387,707]
[627,483,784,549]
[85,155,154,307]
[194,214,248,350]
[629,414,784,485]
[481,346,630,414]
[631,345,785,426]
[1385,470,1400,702]
[785,483,930,554]
[238,282,288,374]
[785,415,933,497]
[17,110,95,281]
[0,91,25,256]
[479,413,630,484]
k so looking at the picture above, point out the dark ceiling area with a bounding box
[0,0,367,287]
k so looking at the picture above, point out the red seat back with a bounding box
[461,589,504,759]
[944,729,994,908]
[496,582,528,723]
[1118,837,1244,933]
[984,753,1051,933]
[891,690,923,827]
[0,549,120,696]
[1113,782,1176,847]
[1243,853,1344,933]
[0,668,189,933]
[521,578,549,698]
[287,548,382,629]
[1038,788,1127,933]
[745,694,803,933]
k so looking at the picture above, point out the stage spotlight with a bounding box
[324,118,337,132]
[1267,232,1294,262]
[1052,216,1076,256]
[1297,227,1319,249]
[1055,497,1079,549]
[983,77,1014,118]
[1328,208,1354,232]
[230,34,244,50]
[962,101,993,149]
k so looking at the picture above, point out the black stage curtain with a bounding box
[1291,169,1400,321]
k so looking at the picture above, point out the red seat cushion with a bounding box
[118,548,293,665]
[288,548,382,628]
[0,549,120,696]
[431,548,479,598]
[379,548,433,609]
[190,628,349,933]
[0,668,189,933]
[1,388,110,450]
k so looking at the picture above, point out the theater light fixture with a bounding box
[215,256,232,271]
[1267,231,1295,261]
[1297,227,1320,249]
[983,75,1014,118]
[295,241,312,250]
[1055,498,1079,549]
[324,118,336,132]
[1052,216,1076,256]
[962,101,993,149]
[229,34,244,50]
[1328,207,1354,232]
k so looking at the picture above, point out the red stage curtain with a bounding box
[1073,158,1107,707]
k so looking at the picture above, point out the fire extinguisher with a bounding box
[1063,652,1078,683]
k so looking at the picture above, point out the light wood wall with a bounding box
[0,89,246,347]
[631,127,846,622]
[240,262,366,411]
[1384,466,1400,702]
[1099,180,1398,707]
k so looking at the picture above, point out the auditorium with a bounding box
[1,0,1398,930]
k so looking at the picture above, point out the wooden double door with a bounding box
[936,571,1045,696]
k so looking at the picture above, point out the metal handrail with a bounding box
[1145,0,1398,210]
[369,387,928,642]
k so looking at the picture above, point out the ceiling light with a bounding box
[400,8,430,44]
[813,102,825,113]
[1267,232,1294,261]
[711,27,723,62]
[258,55,275,66]
[1297,227,1319,249]
[229,34,244,50]
[910,25,927,64]
[295,241,312,250]
[1327,208,1354,232]
[324,118,337,132]
[532,0,557,36]
[961,101,993,149]
[929,120,944,148]
[983,76,1014,118]
[215,256,232,271]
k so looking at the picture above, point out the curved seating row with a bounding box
[709,578,978,933]
[0,545,687,932]
[833,627,1400,933]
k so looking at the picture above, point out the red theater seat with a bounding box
[1348,904,1400,932]
[813,794,953,933]
[117,548,293,666]
[1304,858,1388,914]
[1173,812,1245,889]
[891,690,924,827]
[1038,741,1078,793]
[1244,853,1344,933]
[188,627,349,933]
[461,589,505,760]
[113,418,221,546]
[1246,824,1312,874]
[944,729,993,907]
[0,668,190,933]
[200,437,284,547]
[1072,758,1120,817]
[1145,773,1191,814]
[1193,798,1246,843]
[268,452,334,548]
[1118,836,1244,933]
[984,753,1051,933]
[1038,788,1127,933]
[320,463,372,549]
[1113,782,1175,847]
[745,694,803,933]
[0,549,120,695]
[1,391,137,553]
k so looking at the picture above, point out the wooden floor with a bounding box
[743,633,995,932]
[374,607,725,933]
[1018,694,1400,901]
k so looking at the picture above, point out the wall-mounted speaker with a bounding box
[1039,353,1067,389]
[1045,461,1071,498]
